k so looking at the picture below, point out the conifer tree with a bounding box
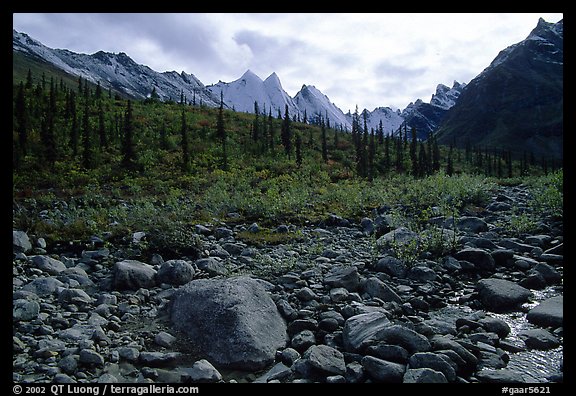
[268,109,275,154]
[95,81,102,99]
[281,105,292,159]
[98,102,107,149]
[410,127,418,176]
[15,82,28,157]
[418,142,428,177]
[122,100,136,170]
[216,92,227,170]
[82,95,93,169]
[180,107,189,172]
[296,133,302,168]
[25,68,33,89]
[69,91,79,156]
[432,134,440,172]
[368,128,376,181]
[321,118,328,163]
[378,120,384,145]
[252,101,260,144]
[446,145,454,176]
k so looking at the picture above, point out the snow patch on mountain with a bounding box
[13,30,220,106]
[294,85,351,129]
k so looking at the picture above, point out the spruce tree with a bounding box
[321,118,328,163]
[281,105,292,159]
[378,120,384,145]
[410,127,418,176]
[268,109,275,154]
[122,100,136,170]
[252,101,260,144]
[216,92,227,170]
[15,82,28,157]
[98,102,107,149]
[296,133,302,168]
[25,69,33,89]
[82,96,93,169]
[418,142,428,177]
[432,134,440,172]
[180,107,189,172]
[446,145,454,176]
[69,91,79,156]
[368,127,376,181]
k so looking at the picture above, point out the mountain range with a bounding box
[12,29,463,136]
[12,18,563,160]
[436,18,563,160]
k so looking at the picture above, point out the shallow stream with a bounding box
[428,286,563,382]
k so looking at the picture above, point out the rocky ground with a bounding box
[12,185,563,384]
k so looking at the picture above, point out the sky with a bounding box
[12,13,563,113]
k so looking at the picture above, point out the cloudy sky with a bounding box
[13,13,563,113]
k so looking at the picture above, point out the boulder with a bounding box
[324,265,359,291]
[376,227,419,250]
[13,230,32,253]
[113,260,157,290]
[454,248,495,271]
[456,216,488,233]
[526,296,563,328]
[342,311,391,352]
[403,368,448,383]
[156,260,195,286]
[362,277,402,304]
[31,255,67,275]
[361,356,405,383]
[305,345,346,376]
[374,324,431,354]
[475,278,532,312]
[374,255,407,278]
[170,276,287,370]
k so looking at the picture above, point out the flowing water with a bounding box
[428,286,563,382]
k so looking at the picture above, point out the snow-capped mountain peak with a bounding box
[429,81,467,110]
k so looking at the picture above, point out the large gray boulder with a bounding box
[156,260,195,286]
[526,296,563,328]
[170,276,287,371]
[13,230,32,253]
[342,311,391,352]
[476,278,532,312]
[113,260,157,290]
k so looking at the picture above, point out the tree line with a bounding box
[13,69,557,181]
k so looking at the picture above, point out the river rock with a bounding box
[32,255,67,275]
[374,324,431,354]
[113,260,157,290]
[374,255,407,278]
[182,359,223,383]
[13,299,40,321]
[407,352,456,381]
[156,260,195,286]
[526,296,563,328]
[170,276,287,370]
[13,230,32,253]
[324,265,359,291]
[476,368,526,383]
[361,356,405,383]
[22,277,65,297]
[403,367,448,383]
[475,278,532,312]
[342,311,391,352]
[305,345,346,376]
[454,248,495,271]
[456,216,488,233]
[362,277,402,303]
[518,329,560,350]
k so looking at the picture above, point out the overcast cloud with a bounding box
[13,13,563,113]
